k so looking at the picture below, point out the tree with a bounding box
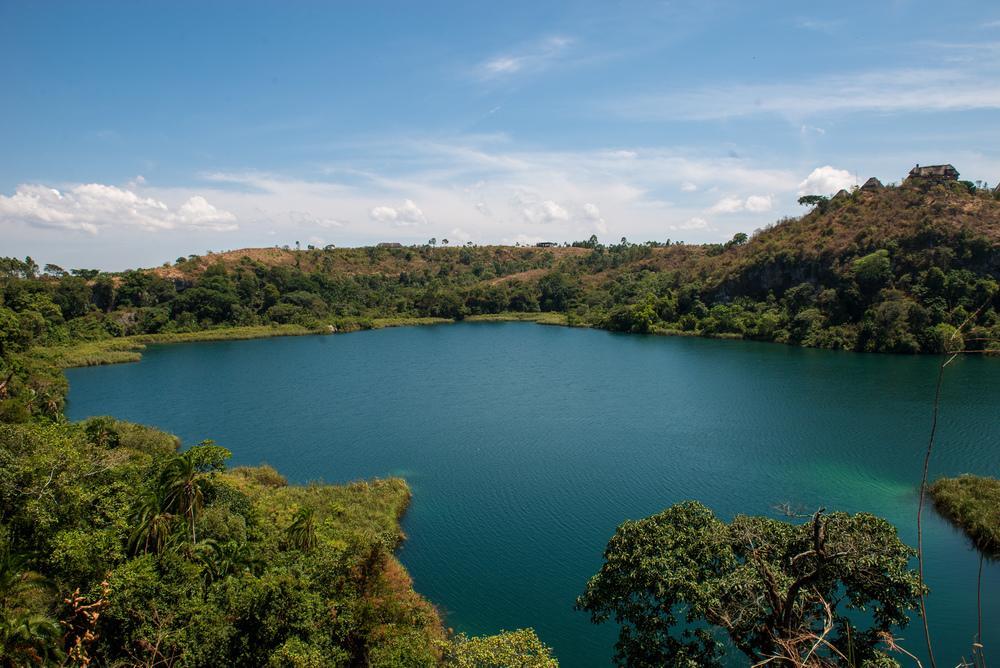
[129,486,175,555]
[91,275,116,312]
[0,542,62,667]
[446,628,558,667]
[797,195,829,208]
[577,501,921,667]
[285,507,318,551]
[160,450,208,543]
[852,249,893,296]
[0,613,62,667]
[53,276,91,319]
[195,539,261,585]
[538,273,579,311]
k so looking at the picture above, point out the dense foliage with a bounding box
[577,501,923,667]
[444,629,558,667]
[0,419,452,665]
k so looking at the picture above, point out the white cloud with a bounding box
[582,202,607,234]
[797,166,856,196]
[176,196,238,227]
[794,18,843,33]
[745,194,773,212]
[448,227,472,243]
[522,199,569,224]
[0,182,237,234]
[708,197,745,214]
[369,199,426,226]
[708,194,773,214]
[288,211,346,228]
[671,217,710,231]
[476,35,573,80]
[483,57,523,75]
[680,181,698,192]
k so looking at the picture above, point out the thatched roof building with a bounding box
[860,177,883,192]
[907,164,959,181]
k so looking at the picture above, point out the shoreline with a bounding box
[40,313,567,369]
[35,310,1000,372]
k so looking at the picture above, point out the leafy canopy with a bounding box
[577,501,922,667]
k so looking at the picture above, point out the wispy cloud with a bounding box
[133,138,806,248]
[794,17,844,33]
[609,67,1000,121]
[476,35,574,79]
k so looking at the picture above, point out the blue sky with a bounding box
[2,1,1000,269]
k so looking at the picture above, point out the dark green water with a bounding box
[66,323,999,666]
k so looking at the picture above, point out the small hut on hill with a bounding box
[831,189,849,201]
[860,177,883,192]
[907,164,959,182]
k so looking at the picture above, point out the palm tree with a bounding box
[0,547,48,612]
[195,540,261,586]
[285,507,318,551]
[129,486,175,555]
[0,612,62,667]
[160,451,207,543]
[0,544,62,667]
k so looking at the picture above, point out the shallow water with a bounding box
[66,322,1000,666]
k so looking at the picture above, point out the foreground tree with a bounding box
[445,628,558,667]
[577,501,922,667]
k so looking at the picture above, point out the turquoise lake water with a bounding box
[65,322,999,666]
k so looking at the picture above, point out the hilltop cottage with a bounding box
[907,164,959,182]
[535,241,558,247]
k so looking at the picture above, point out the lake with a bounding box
[65,322,999,666]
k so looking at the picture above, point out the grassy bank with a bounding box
[34,324,324,368]
[369,316,454,329]
[35,316,566,370]
[465,311,570,325]
[929,475,1000,556]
